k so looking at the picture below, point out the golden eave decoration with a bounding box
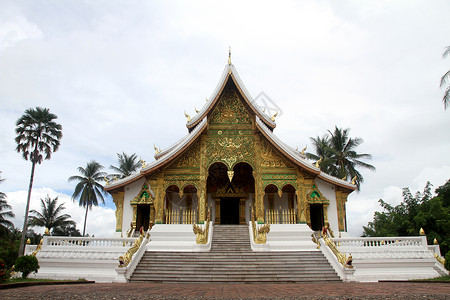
[131,183,154,205]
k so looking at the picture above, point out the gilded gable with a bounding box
[168,141,201,169]
[209,84,252,126]
[259,137,292,168]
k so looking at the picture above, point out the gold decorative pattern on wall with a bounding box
[168,141,200,169]
[130,183,154,205]
[112,191,124,232]
[307,183,329,204]
[210,86,252,125]
[163,174,200,191]
[206,135,254,169]
[259,138,291,168]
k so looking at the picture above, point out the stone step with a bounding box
[130,277,340,283]
[133,269,337,274]
[129,224,340,283]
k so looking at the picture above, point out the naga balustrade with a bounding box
[265,208,297,224]
[250,204,270,244]
[165,207,198,224]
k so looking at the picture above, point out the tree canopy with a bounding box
[306,126,375,190]
[363,180,450,256]
[68,161,107,236]
[28,195,76,234]
[0,172,15,234]
[440,46,450,109]
[110,152,142,179]
[15,107,62,256]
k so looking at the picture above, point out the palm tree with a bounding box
[306,135,337,175]
[110,152,142,179]
[0,172,15,234]
[15,107,62,256]
[307,126,375,190]
[28,195,76,234]
[440,46,450,110]
[68,161,107,236]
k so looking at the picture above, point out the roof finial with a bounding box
[228,46,231,65]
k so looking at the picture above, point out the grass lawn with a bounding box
[419,275,450,281]
[2,277,88,284]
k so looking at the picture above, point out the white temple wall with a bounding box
[315,178,339,234]
[122,178,146,232]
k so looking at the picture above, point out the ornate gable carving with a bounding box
[214,181,247,198]
[206,135,255,169]
[259,137,291,168]
[168,141,200,169]
[131,183,154,205]
[307,183,329,204]
[210,85,252,125]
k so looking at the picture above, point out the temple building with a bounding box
[30,56,446,283]
[104,55,357,236]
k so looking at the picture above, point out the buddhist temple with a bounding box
[104,53,356,237]
[28,55,447,283]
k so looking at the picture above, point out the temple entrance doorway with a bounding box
[136,204,151,231]
[310,204,324,231]
[207,162,255,225]
[220,197,240,224]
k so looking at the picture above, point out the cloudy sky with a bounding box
[1,1,449,237]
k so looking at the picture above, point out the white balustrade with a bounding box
[332,236,426,248]
[44,236,135,248]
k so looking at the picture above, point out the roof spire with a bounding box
[228,46,231,65]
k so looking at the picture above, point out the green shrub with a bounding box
[0,258,10,283]
[14,255,39,279]
[445,251,450,271]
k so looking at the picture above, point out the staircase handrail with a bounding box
[126,222,135,237]
[321,233,353,269]
[118,227,150,268]
[252,221,270,244]
[250,204,270,244]
[193,207,211,244]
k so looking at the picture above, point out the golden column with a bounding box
[254,135,265,223]
[151,174,165,224]
[296,174,313,224]
[112,190,125,232]
[323,203,329,224]
[198,135,208,223]
[335,189,349,232]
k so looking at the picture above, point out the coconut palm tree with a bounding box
[28,195,76,234]
[0,172,15,234]
[68,161,107,236]
[110,152,142,179]
[307,126,375,190]
[15,107,62,256]
[440,46,450,110]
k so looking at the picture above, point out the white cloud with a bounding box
[0,1,43,51]
[1,1,449,238]
[6,187,115,237]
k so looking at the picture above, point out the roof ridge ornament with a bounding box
[271,111,278,122]
[301,145,307,155]
[228,46,231,65]
[184,110,191,122]
[154,144,160,155]
[315,157,322,169]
